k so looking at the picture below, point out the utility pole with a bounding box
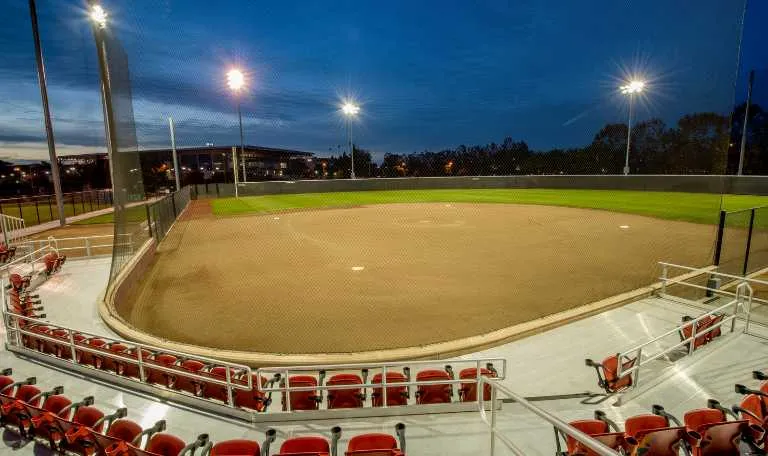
[168,117,181,190]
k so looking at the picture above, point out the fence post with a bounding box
[713,210,726,266]
[742,209,755,276]
[34,200,40,225]
[71,195,76,216]
[81,193,86,213]
[171,194,177,217]
[145,204,153,240]
[85,238,92,257]
[89,192,94,211]
[48,196,53,221]
[17,201,22,220]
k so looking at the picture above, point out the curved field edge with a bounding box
[211,189,768,226]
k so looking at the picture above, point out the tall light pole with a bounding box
[227,69,247,183]
[341,102,360,179]
[28,0,65,226]
[737,70,755,175]
[620,80,645,175]
[168,117,180,191]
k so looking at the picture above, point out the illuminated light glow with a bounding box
[273,217,280,220]
[620,80,645,94]
[90,5,108,28]
[341,101,360,116]
[227,69,245,92]
[620,225,630,229]
[351,266,364,271]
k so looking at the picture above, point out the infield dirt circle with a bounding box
[122,202,715,354]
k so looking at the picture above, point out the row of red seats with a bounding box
[585,313,727,395]
[0,367,408,456]
[280,364,498,411]
[43,250,66,276]
[7,286,45,320]
[15,327,272,412]
[557,400,764,456]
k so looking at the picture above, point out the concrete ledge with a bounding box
[100,236,717,366]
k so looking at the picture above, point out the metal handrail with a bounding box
[659,262,768,286]
[0,241,56,275]
[478,377,620,456]
[2,311,253,407]
[257,358,505,412]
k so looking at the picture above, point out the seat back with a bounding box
[146,354,178,387]
[107,418,143,444]
[600,355,635,392]
[14,384,42,406]
[204,366,237,402]
[565,420,610,454]
[683,408,725,432]
[280,436,329,454]
[174,359,206,395]
[327,374,363,409]
[42,394,72,419]
[146,433,187,456]
[283,376,319,411]
[569,432,634,456]
[210,439,261,456]
[416,370,452,404]
[73,406,105,432]
[458,368,494,402]
[739,395,768,426]
[633,427,696,456]
[372,373,408,407]
[695,420,756,456]
[234,375,268,412]
[624,414,668,438]
[0,375,13,392]
[348,433,397,452]
[121,349,153,379]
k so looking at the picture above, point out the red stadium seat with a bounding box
[119,348,153,380]
[585,355,636,394]
[458,368,495,402]
[680,316,711,351]
[42,394,73,420]
[278,436,330,455]
[145,433,188,456]
[632,427,700,456]
[371,372,408,407]
[106,418,143,444]
[146,354,178,388]
[22,325,52,352]
[174,359,206,396]
[415,370,452,405]
[210,439,261,456]
[72,406,105,432]
[0,372,14,393]
[561,420,610,455]
[234,375,269,412]
[203,366,238,402]
[624,414,669,438]
[327,374,364,409]
[282,375,320,411]
[347,433,403,456]
[100,343,129,373]
[77,338,108,368]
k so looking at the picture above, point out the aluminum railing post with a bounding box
[137,347,145,381]
[85,238,92,257]
[226,367,234,407]
[633,349,642,390]
[661,264,668,294]
[382,365,388,408]
[284,370,291,412]
[688,324,697,356]
[489,383,497,456]
[68,330,77,362]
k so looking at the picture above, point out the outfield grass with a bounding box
[211,189,768,226]
[0,199,112,226]
[72,204,147,225]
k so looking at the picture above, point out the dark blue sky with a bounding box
[0,0,765,162]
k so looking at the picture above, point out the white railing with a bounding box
[0,239,57,277]
[2,311,254,410]
[0,213,27,248]
[257,359,506,412]
[18,234,134,259]
[479,377,620,456]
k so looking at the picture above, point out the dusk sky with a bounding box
[0,0,765,162]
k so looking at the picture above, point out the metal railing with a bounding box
[147,185,191,243]
[257,358,506,412]
[0,213,27,248]
[478,377,620,456]
[17,234,134,259]
[0,239,57,277]
[2,311,254,410]
[0,189,113,227]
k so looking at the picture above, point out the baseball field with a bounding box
[115,189,767,356]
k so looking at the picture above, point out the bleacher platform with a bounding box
[1,250,768,455]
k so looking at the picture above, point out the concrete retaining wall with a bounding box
[194,175,768,198]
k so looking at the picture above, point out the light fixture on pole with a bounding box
[619,80,645,176]
[341,102,360,179]
[227,68,247,184]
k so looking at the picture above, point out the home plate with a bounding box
[351,266,365,271]
[620,225,630,229]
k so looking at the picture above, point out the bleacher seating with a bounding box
[0,366,408,455]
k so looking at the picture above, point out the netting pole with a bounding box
[145,204,153,240]
[28,0,66,227]
[714,210,726,266]
[743,208,755,276]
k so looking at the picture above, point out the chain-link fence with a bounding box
[0,190,112,226]
[715,205,768,276]
[147,186,191,243]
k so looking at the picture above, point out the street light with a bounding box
[227,68,247,186]
[341,101,360,179]
[89,4,107,28]
[619,80,645,176]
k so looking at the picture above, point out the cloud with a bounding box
[0,141,106,162]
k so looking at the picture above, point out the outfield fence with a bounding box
[146,186,191,243]
[0,189,112,227]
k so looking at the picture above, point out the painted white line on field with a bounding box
[620,225,630,229]
[351,266,365,271]
[273,216,280,220]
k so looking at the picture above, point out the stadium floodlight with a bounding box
[226,68,247,188]
[341,101,360,179]
[89,4,108,29]
[619,79,645,175]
